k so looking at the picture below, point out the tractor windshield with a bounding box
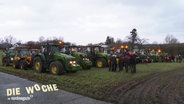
[19,50,30,58]
[94,47,104,53]
[8,49,15,56]
[20,50,29,55]
[50,45,60,53]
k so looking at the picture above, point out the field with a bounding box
[1,50,184,103]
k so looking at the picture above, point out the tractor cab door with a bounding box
[41,45,51,62]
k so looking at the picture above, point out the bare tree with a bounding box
[165,34,179,44]
[137,38,149,50]
[26,41,37,45]
[152,41,158,44]
[105,36,114,45]
[4,35,17,44]
[38,36,45,43]
[115,38,123,45]
[0,38,4,44]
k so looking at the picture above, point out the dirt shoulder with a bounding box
[108,67,184,104]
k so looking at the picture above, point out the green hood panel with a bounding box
[97,53,110,57]
[72,52,87,57]
[53,52,75,60]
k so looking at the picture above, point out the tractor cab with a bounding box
[41,44,60,60]
[84,45,110,68]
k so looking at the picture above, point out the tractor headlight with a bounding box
[69,61,73,64]
[11,58,14,61]
[73,61,76,64]
[69,60,76,64]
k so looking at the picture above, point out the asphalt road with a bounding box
[0,72,112,104]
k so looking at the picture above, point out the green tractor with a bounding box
[85,45,110,68]
[60,46,92,69]
[32,42,81,75]
[148,50,162,62]
[71,51,92,69]
[70,46,92,69]
[2,48,15,66]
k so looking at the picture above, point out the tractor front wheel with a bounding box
[13,61,19,69]
[20,60,27,70]
[96,58,106,68]
[33,57,44,73]
[49,61,65,75]
[2,58,10,66]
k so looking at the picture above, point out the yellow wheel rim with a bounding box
[97,61,103,68]
[35,61,40,71]
[51,65,57,74]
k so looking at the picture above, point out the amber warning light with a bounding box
[58,41,62,45]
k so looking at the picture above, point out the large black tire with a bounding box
[49,61,65,75]
[2,58,10,66]
[20,60,27,70]
[33,57,44,73]
[13,61,19,69]
[96,58,106,68]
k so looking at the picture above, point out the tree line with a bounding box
[0,30,183,56]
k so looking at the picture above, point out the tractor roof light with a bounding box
[58,41,62,45]
[111,47,115,50]
[125,45,128,49]
[120,45,124,49]
[158,49,161,53]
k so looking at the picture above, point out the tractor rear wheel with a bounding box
[49,61,65,75]
[2,58,10,66]
[33,57,44,73]
[96,58,106,68]
[13,61,19,69]
[20,60,27,70]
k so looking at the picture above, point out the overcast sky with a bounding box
[0,0,184,45]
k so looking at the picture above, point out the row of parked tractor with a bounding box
[1,41,111,75]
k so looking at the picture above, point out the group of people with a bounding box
[163,54,183,63]
[108,52,137,73]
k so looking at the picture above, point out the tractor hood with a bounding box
[97,52,110,58]
[53,52,75,60]
[74,52,87,57]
